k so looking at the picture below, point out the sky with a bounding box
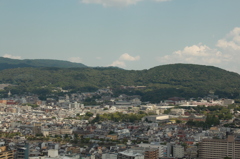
[1,0,240,73]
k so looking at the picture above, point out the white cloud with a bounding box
[158,43,231,65]
[68,57,83,63]
[80,0,170,7]
[156,27,240,73]
[3,54,22,59]
[154,0,171,2]
[216,27,240,51]
[119,53,140,61]
[109,53,140,68]
[109,60,126,67]
[96,57,102,60]
[81,0,142,7]
[217,39,240,51]
[174,44,212,57]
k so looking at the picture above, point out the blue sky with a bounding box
[1,0,240,73]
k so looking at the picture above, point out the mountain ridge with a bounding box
[0,57,87,69]
[0,63,240,102]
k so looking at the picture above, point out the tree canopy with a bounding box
[1,63,240,102]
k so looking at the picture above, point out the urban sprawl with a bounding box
[0,86,239,159]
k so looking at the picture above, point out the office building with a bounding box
[199,135,240,159]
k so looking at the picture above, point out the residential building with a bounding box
[118,147,158,159]
[16,143,29,159]
[118,149,144,159]
[173,145,184,158]
[138,142,167,158]
[0,146,14,159]
[107,134,118,140]
[199,135,240,159]
[102,153,118,159]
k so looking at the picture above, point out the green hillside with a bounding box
[0,63,240,102]
[0,57,87,70]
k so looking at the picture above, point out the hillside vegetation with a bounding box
[0,57,87,70]
[0,63,240,102]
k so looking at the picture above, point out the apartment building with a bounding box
[16,143,29,159]
[138,142,167,158]
[199,135,240,159]
[173,145,184,158]
[0,146,14,159]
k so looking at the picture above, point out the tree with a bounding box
[176,119,182,124]
[163,109,171,114]
[139,111,145,114]
[91,114,100,123]
[108,131,115,135]
[86,112,94,117]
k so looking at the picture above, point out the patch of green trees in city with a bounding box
[91,112,147,123]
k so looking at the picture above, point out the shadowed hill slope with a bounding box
[0,63,239,102]
[0,57,87,70]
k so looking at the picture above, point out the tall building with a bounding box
[173,145,184,158]
[199,135,240,159]
[167,143,173,158]
[0,145,14,159]
[16,143,29,159]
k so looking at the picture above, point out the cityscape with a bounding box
[1,0,240,159]
[0,85,239,159]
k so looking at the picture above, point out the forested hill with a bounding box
[0,57,87,70]
[1,63,240,102]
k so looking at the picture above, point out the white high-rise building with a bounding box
[173,145,184,158]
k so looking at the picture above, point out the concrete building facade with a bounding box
[199,135,240,159]
[173,145,184,158]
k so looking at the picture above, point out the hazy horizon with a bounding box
[1,0,240,73]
